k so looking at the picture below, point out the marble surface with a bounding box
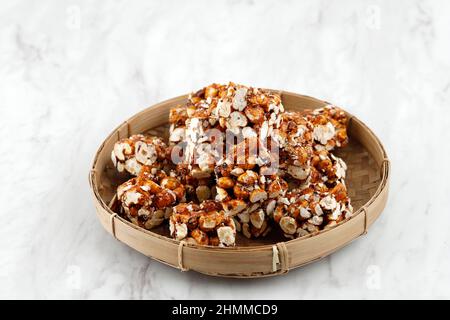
[0,0,449,299]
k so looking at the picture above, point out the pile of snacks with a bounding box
[112,83,352,247]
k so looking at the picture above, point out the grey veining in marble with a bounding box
[0,0,449,299]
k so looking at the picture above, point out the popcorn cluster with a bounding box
[111,134,168,176]
[170,200,236,247]
[116,166,185,230]
[111,83,352,246]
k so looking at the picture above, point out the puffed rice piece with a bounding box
[274,111,315,182]
[175,82,284,142]
[169,200,236,246]
[276,111,313,152]
[169,114,220,200]
[227,201,272,239]
[273,181,352,238]
[111,134,168,176]
[309,149,347,187]
[116,167,186,230]
[170,116,221,191]
[174,163,215,203]
[215,164,266,203]
[214,158,282,238]
[303,105,349,151]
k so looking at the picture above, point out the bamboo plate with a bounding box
[89,90,390,278]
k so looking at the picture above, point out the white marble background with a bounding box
[0,0,449,299]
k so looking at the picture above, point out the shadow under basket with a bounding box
[89,90,390,278]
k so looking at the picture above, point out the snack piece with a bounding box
[169,200,236,246]
[275,108,349,182]
[303,105,349,151]
[215,165,271,238]
[168,105,188,145]
[214,147,288,238]
[185,82,284,135]
[276,111,313,151]
[116,167,186,230]
[111,134,168,176]
[168,83,285,165]
[310,149,347,187]
[169,105,188,127]
[230,202,273,239]
[170,116,223,196]
[169,109,221,202]
[264,174,289,199]
[273,181,353,239]
[275,112,314,181]
[174,163,215,203]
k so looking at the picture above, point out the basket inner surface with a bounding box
[98,121,381,247]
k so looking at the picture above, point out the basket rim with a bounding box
[89,90,390,253]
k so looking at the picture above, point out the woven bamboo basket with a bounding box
[89,90,390,278]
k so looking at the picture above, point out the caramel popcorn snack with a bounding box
[170,201,236,247]
[303,105,349,151]
[116,166,185,230]
[111,134,168,176]
[273,181,353,239]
